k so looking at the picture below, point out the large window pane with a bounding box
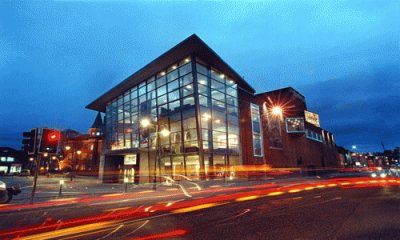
[167,69,178,82]
[179,63,191,76]
[180,73,193,86]
[251,103,263,157]
[168,79,179,92]
[168,89,180,102]
[197,73,208,86]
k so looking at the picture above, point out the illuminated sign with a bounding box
[286,118,305,133]
[124,154,137,165]
[304,111,320,127]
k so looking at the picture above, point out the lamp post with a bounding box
[76,150,82,170]
[141,118,170,190]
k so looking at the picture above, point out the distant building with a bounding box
[59,113,104,175]
[0,147,28,175]
[336,146,351,167]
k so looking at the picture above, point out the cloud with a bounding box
[297,65,400,151]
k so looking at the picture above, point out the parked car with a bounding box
[18,169,31,177]
[0,180,21,204]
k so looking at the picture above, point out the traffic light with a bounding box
[39,128,60,154]
[22,128,38,154]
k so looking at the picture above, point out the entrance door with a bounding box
[124,168,135,183]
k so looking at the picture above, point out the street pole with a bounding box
[30,154,41,204]
[153,124,159,190]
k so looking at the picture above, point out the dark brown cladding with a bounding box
[86,34,255,112]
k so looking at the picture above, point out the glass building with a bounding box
[87,35,339,182]
[87,34,255,182]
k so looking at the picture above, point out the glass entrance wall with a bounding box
[196,58,241,170]
[104,56,241,178]
[105,57,193,151]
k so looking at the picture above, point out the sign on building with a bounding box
[124,154,137,165]
[304,111,320,127]
[286,118,305,133]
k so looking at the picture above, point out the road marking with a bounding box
[96,223,124,240]
[120,220,149,238]
[233,208,251,218]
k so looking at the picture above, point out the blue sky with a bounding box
[0,0,399,152]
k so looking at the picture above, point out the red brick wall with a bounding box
[252,88,338,170]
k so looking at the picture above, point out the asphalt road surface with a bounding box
[1,177,399,240]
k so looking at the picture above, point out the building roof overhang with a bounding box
[86,34,255,112]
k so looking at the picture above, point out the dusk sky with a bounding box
[1,1,399,152]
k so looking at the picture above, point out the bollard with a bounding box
[59,179,65,197]
[124,177,129,193]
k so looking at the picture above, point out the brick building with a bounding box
[240,87,338,169]
[60,113,103,175]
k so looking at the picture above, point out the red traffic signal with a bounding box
[47,131,60,142]
[39,128,61,154]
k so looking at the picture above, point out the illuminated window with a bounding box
[306,129,323,142]
[251,103,263,157]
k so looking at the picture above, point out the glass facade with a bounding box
[196,60,240,168]
[104,56,241,178]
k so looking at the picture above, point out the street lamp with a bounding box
[272,106,283,116]
[76,150,82,171]
[160,128,170,137]
[140,118,170,189]
[140,118,151,128]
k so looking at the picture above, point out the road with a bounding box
[0,175,399,239]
